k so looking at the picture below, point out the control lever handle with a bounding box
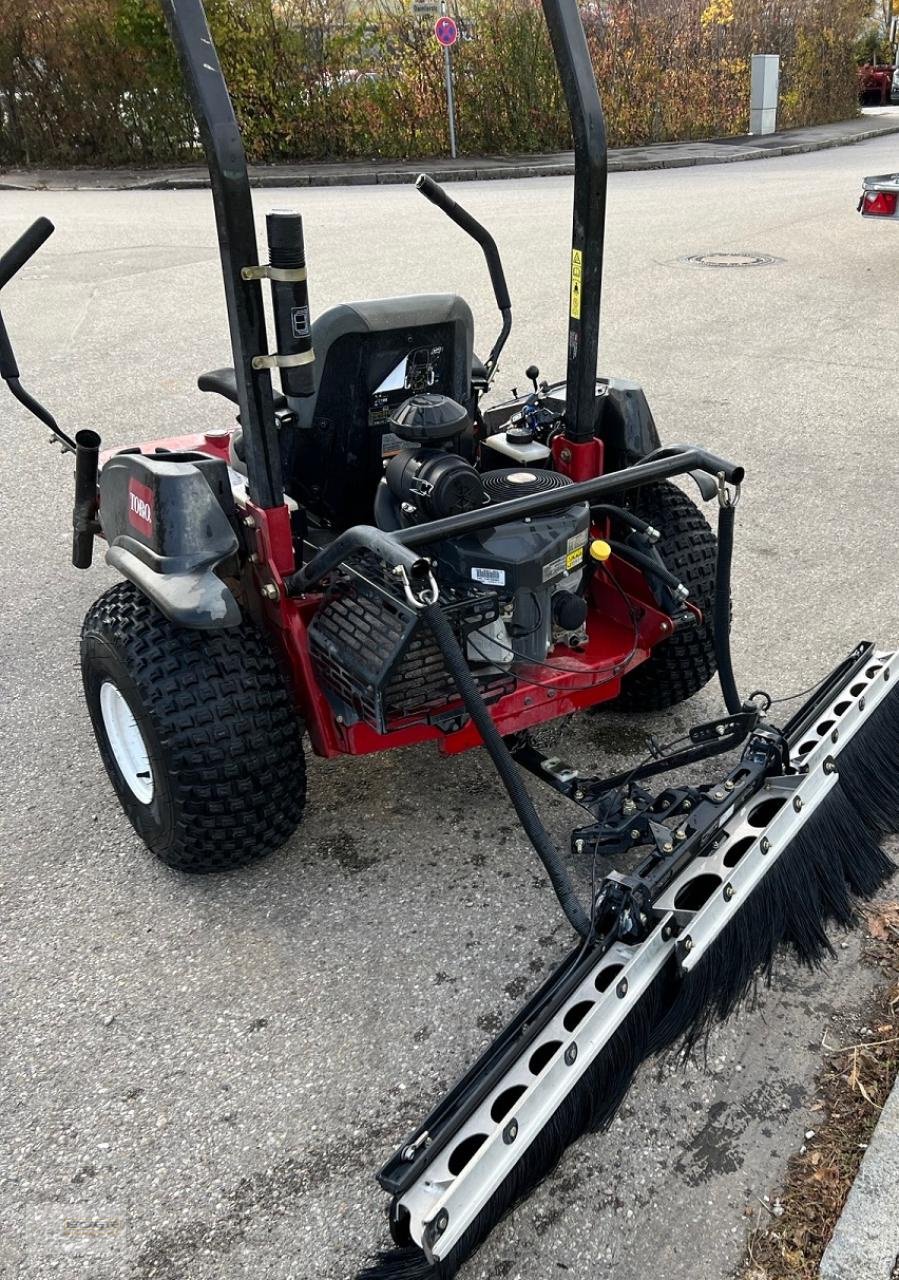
[0,217,54,292]
[416,174,511,313]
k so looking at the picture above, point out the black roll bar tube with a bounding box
[286,447,743,594]
[541,0,608,444]
[160,0,284,511]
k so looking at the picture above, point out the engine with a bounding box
[374,393,590,667]
[307,391,591,734]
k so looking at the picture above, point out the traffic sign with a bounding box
[434,15,459,47]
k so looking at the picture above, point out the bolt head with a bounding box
[435,1211,449,1234]
[682,936,693,953]
[793,796,803,812]
[761,837,771,853]
[660,622,670,633]
[724,779,735,791]
[630,828,641,840]
[574,839,585,854]
[859,696,866,711]
[262,583,280,601]
[831,729,839,743]
[244,515,256,528]
[723,883,734,901]
[503,1119,519,1143]
[564,1043,578,1065]
[662,841,674,854]
[675,827,687,841]
[616,978,628,998]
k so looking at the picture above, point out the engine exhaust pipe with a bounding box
[72,428,101,569]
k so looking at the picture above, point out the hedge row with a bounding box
[0,0,869,167]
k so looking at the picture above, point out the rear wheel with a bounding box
[614,481,719,712]
[81,581,307,871]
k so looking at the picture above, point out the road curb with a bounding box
[819,1072,899,1279]
[3,119,899,192]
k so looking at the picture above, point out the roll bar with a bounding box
[541,0,608,445]
[160,0,284,511]
[162,0,609,497]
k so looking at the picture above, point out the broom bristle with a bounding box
[836,682,899,837]
[359,693,898,1280]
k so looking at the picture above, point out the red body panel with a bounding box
[102,428,683,761]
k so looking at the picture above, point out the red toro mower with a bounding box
[2,2,898,1276]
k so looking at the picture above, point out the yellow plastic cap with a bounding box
[589,539,612,562]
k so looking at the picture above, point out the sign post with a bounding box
[434,11,459,159]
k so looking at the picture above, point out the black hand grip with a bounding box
[0,217,54,291]
[0,316,19,380]
[416,174,511,313]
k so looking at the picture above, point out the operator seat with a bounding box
[198,293,477,531]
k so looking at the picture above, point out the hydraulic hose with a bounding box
[714,502,742,715]
[423,601,592,938]
[606,540,685,594]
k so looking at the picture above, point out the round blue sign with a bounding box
[434,16,458,46]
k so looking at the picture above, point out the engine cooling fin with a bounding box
[482,467,573,502]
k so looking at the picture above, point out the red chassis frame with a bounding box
[105,427,689,761]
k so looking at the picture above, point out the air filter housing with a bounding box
[390,393,471,444]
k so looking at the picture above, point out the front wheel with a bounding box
[81,581,307,872]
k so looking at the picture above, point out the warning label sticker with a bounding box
[566,548,584,570]
[567,530,588,553]
[570,249,582,320]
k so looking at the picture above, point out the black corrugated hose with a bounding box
[714,502,743,716]
[423,601,592,937]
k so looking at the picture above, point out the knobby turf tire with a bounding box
[614,481,719,712]
[81,581,307,872]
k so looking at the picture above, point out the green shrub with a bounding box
[0,0,870,167]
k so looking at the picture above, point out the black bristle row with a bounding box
[836,681,899,837]
[358,684,899,1280]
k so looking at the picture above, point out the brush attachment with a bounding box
[358,684,899,1280]
[358,975,675,1280]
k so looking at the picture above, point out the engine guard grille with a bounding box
[308,553,514,734]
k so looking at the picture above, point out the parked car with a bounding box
[858,62,895,104]
[858,172,899,218]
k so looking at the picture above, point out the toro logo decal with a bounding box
[127,478,154,536]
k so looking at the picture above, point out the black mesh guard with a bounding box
[308,554,513,734]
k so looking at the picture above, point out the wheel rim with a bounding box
[99,681,154,804]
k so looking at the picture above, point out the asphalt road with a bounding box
[2,134,898,1280]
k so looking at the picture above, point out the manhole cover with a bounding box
[680,251,782,268]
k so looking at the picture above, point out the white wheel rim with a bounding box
[99,681,154,804]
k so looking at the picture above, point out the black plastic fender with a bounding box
[98,451,241,629]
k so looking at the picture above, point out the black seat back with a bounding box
[282,293,474,529]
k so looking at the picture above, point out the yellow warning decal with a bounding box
[570,248,583,320]
[566,547,584,570]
